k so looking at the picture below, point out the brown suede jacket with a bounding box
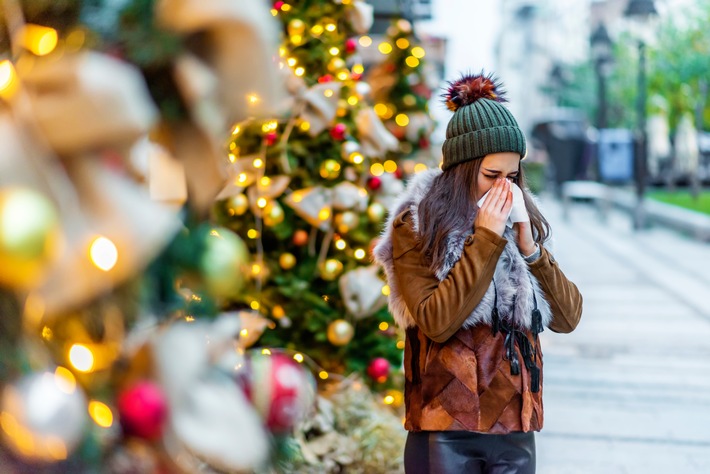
[391,209,582,434]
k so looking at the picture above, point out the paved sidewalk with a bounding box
[536,198,710,474]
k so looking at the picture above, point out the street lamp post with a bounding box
[624,0,658,230]
[590,24,613,131]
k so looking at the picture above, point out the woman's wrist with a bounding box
[522,243,540,262]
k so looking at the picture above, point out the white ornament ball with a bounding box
[1,371,88,462]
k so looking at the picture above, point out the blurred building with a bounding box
[495,0,594,136]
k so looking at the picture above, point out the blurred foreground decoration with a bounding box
[0,0,423,471]
[0,0,320,472]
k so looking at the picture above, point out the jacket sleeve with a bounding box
[391,211,507,343]
[528,246,583,333]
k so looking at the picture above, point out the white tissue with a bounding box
[476,182,529,228]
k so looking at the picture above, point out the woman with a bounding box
[373,73,582,473]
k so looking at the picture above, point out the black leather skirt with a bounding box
[404,431,536,474]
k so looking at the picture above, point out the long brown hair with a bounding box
[418,159,550,273]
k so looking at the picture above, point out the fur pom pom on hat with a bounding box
[441,72,526,170]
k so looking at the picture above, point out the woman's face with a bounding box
[475,152,520,201]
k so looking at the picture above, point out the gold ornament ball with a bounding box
[288,18,306,36]
[200,227,249,298]
[327,319,354,346]
[263,201,285,227]
[335,211,359,234]
[328,57,346,72]
[279,252,297,270]
[320,258,343,281]
[0,187,60,289]
[319,159,341,180]
[227,194,249,216]
[367,202,386,223]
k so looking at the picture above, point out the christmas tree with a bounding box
[0,0,318,472]
[367,18,438,169]
[217,0,407,385]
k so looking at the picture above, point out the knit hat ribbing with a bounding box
[441,73,526,171]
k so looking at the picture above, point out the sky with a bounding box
[416,0,502,140]
[417,0,502,75]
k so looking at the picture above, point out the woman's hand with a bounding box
[474,178,512,236]
[514,221,536,256]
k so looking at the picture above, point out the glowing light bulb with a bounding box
[411,46,426,58]
[378,42,393,54]
[358,36,372,47]
[370,163,385,177]
[54,367,76,394]
[88,401,113,428]
[395,114,410,127]
[89,236,118,271]
[21,24,58,56]
[354,248,366,259]
[384,160,398,173]
[0,60,19,99]
[293,353,305,363]
[69,344,94,372]
[382,285,391,296]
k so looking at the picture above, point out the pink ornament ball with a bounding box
[345,38,358,54]
[330,123,347,141]
[247,352,315,433]
[117,381,168,440]
[367,357,391,382]
[265,131,278,146]
[367,176,382,191]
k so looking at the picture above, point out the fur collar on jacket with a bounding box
[373,168,552,332]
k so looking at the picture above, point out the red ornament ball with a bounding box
[318,74,334,83]
[367,176,382,191]
[330,123,347,141]
[117,381,168,440]
[293,229,309,246]
[367,357,391,382]
[345,38,358,54]
[394,168,404,179]
[265,131,278,146]
[419,136,430,149]
[246,352,315,433]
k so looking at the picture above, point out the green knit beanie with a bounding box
[442,73,526,171]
